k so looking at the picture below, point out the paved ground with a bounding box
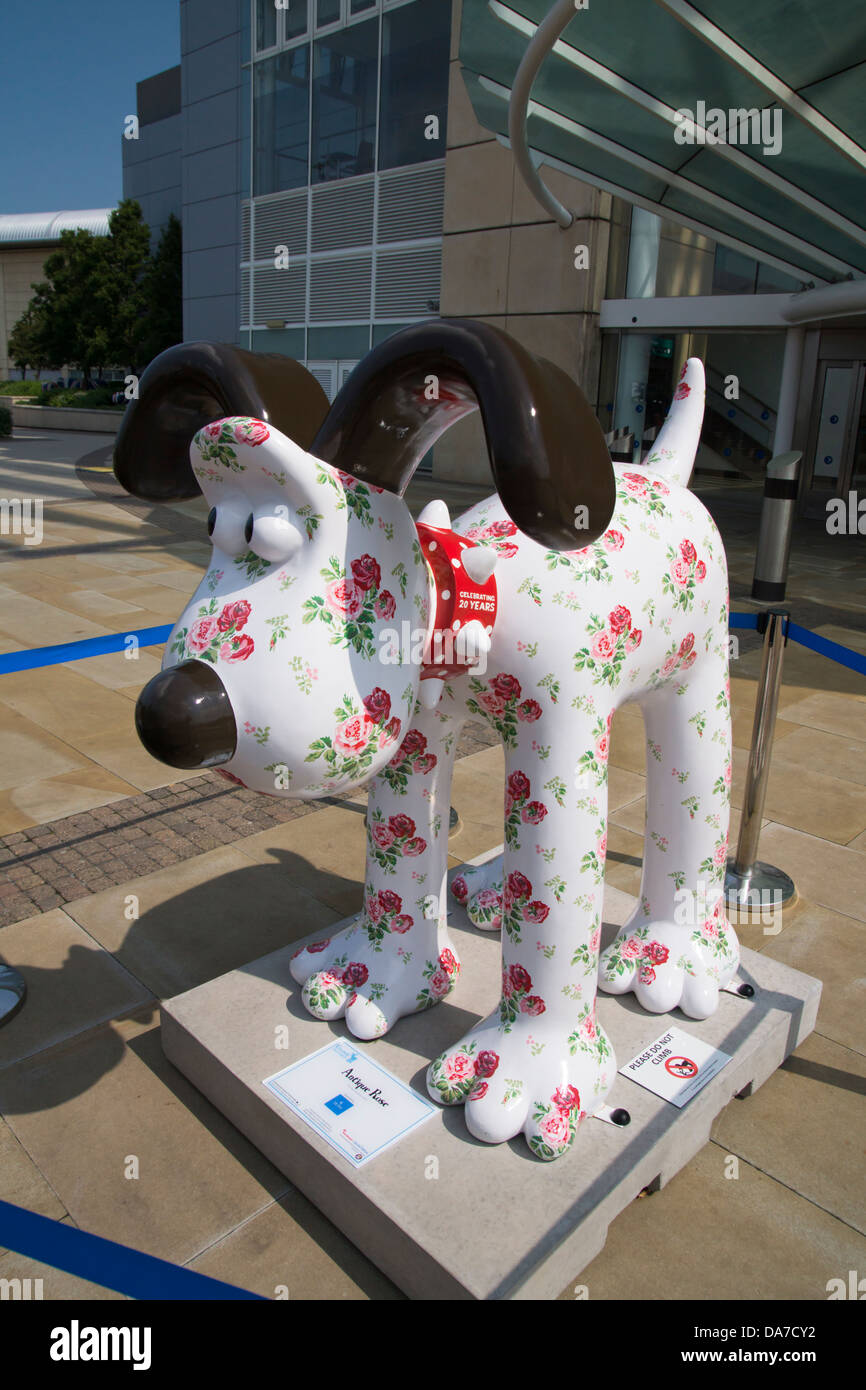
[0,426,864,1300]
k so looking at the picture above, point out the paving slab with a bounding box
[161,856,821,1300]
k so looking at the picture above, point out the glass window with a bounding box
[312,20,378,183]
[255,0,277,51]
[712,245,757,295]
[350,0,376,12]
[254,47,311,196]
[241,67,251,198]
[317,0,341,27]
[285,0,309,41]
[379,0,450,170]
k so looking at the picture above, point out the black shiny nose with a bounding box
[135,660,237,769]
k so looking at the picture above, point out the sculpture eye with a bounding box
[247,509,304,564]
[207,502,249,556]
[244,513,254,545]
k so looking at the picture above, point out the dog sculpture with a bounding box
[115,320,737,1162]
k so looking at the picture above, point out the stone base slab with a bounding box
[161,855,821,1300]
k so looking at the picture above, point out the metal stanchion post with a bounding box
[752,450,802,601]
[725,609,796,912]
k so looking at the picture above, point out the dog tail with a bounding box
[641,357,705,488]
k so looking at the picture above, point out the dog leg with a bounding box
[600,648,739,1018]
[291,704,464,1038]
[427,715,615,1160]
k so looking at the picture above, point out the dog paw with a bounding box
[290,918,460,1039]
[450,856,504,931]
[599,910,739,1019]
[426,1007,614,1160]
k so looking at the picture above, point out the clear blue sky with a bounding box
[0,0,180,214]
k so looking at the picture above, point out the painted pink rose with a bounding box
[342,962,368,987]
[217,599,251,632]
[401,730,427,755]
[439,949,458,977]
[521,800,548,826]
[638,964,656,986]
[221,633,254,662]
[204,422,222,439]
[595,734,610,762]
[702,917,719,939]
[591,629,617,661]
[325,577,364,620]
[474,887,502,914]
[233,418,269,446]
[451,875,468,904]
[523,900,549,924]
[188,616,218,652]
[371,824,394,849]
[403,836,427,857]
[378,889,402,916]
[674,381,691,401]
[553,1085,581,1114]
[478,692,505,718]
[517,699,543,722]
[598,833,607,858]
[428,968,450,998]
[350,554,381,592]
[334,712,374,754]
[388,813,415,839]
[589,925,601,953]
[680,651,697,669]
[520,994,546,1016]
[603,529,625,552]
[608,605,631,636]
[491,673,521,702]
[507,871,532,903]
[415,754,437,774]
[509,962,532,993]
[620,937,643,960]
[724,763,732,785]
[507,771,530,801]
[625,628,642,652]
[485,519,517,538]
[362,687,391,724]
[644,941,669,965]
[623,472,647,495]
[695,560,707,583]
[382,716,402,746]
[444,1052,475,1084]
[474,1049,500,1078]
[366,896,384,923]
[374,589,396,620]
[679,538,697,564]
[713,842,728,867]
[539,1109,571,1150]
[391,914,413,934]
[654,478,670,495]
[679,632,695,657]
[672,559,690,587]
[467,1081,488,1101]
[581,1012,598,1041]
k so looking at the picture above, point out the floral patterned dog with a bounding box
[120,322,737,1163]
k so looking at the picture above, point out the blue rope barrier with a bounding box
[0,1198,265,1300]
[0,625,172,675]
[787,621,866,677]
[729,612,759,629]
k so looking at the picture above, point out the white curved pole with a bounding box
[506,0,580,230]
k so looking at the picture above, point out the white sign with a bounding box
[620,1026,731,1107]
[264,1039,436,1167]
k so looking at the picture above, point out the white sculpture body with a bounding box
[153,358,737,1161]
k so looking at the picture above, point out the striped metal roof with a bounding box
[0,209,112,246]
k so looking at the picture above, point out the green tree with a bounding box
[7,299,51,378]
[138,213,183,367]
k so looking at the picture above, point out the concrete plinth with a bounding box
[161,856,821,1300]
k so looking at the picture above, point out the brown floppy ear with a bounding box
[113,342,330,501]
[311,319,615,551]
